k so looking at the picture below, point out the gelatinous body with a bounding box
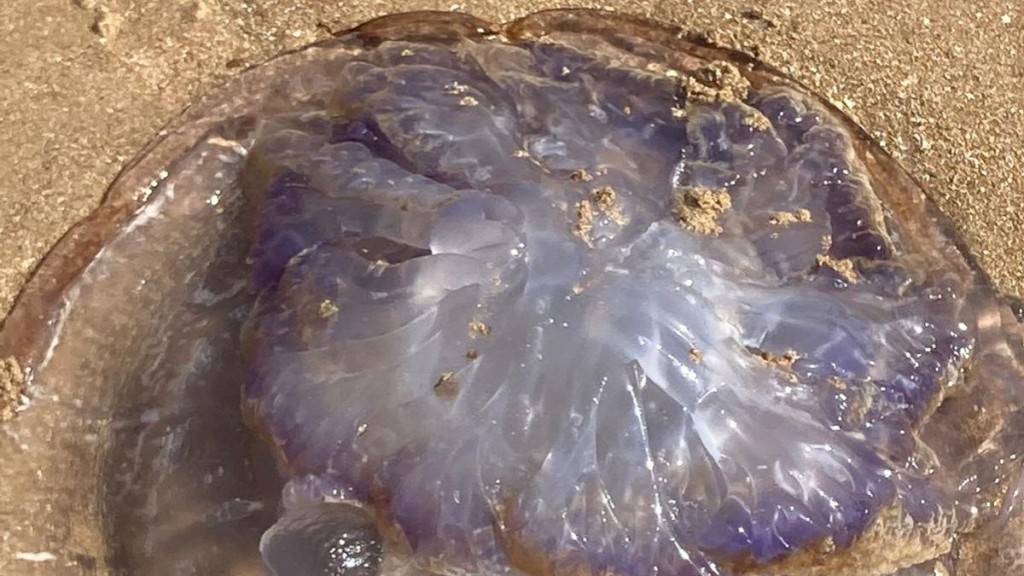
[0,10,1022,576]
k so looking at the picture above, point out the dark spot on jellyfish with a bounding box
[261,501,383,576]
[1,9,1023,576]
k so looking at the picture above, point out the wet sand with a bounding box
[0,0,1021,319]
[0,0,1021,574]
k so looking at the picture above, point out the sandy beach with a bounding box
[0,0,1021,574]
[0,0,1021,318]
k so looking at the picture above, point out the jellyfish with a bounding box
[1,10,1022,576]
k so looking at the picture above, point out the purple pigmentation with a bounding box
[1,10,1022,576]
